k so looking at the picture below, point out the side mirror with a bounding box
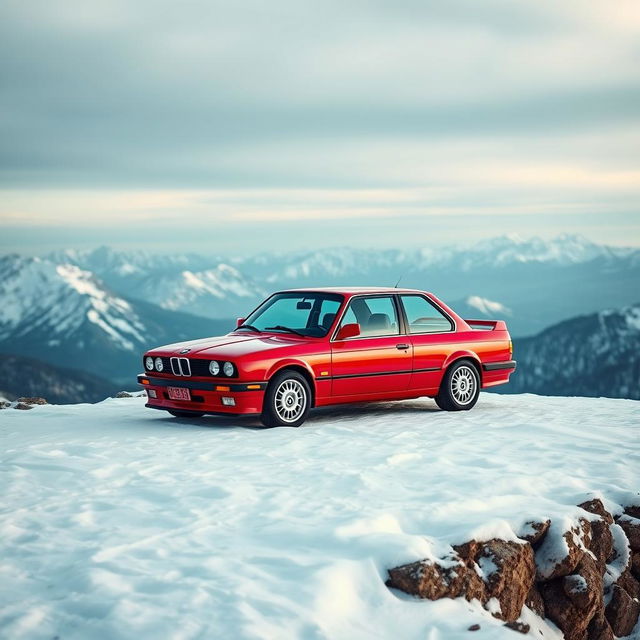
[336,323,360,340]
[236,317,246,328]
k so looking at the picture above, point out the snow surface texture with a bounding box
[1,393,639,640]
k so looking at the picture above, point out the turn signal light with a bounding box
[141,379,150,385]
[216,385,230,392]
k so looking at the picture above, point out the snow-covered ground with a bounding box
[1,393,639,639]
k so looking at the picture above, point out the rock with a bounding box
[14,402,34,410]
[578,500,614,573]
[16,396,48,405]
[536,518,592,581]
[541,554,603,640]
[617,514,640,551]
[632,551,640,579]
[624,504,640,520]
[605,584,640,637]
[617,567,640,600]
[579,499,614,525]
[525,584,545,617]
[503,621,530,634]
[115,391,132,398]
[386,555,485,602]
[589,520,614,574]
[519,519,551,546]
[0,400,11,409]
[475,540,536,623]
[586,612,614,640]
[467,624,480,631]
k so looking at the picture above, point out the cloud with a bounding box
[0,0,638,250]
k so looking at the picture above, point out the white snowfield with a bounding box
[1,393,639,640]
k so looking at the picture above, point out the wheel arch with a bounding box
[266,360,317,407]
[441,351,483,385]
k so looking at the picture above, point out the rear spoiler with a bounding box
[465,319,508,331]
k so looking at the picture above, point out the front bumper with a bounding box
[137,374,267,415]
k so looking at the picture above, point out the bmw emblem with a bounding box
[179,348,191,354]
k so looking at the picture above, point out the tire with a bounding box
[435,360,480,411]
[168,410,205,418]
[261,370,311,428]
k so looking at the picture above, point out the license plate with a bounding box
[167,386,191,401]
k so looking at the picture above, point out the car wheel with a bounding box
[261,370,311,427]
[435,360,480,411]
[168,410,205,418]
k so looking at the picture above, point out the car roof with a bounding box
[277,287,432,297]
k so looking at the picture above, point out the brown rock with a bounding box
[16,396,48,405]
[605,584,640,637]
[525,584,545,617]
[467,624,480,631]
[632,551,640,579]
[386,555,485,602]
[541,554,603,640]
[589,520,614,574]
[0,401,11,409]
[579,499,614,525]
[587,612,614,640]
[475,540,536,623]
[624,504,640,520]
[578,500,614,574]
[14,402,34,410]
[115,391,132,398]
[519,519,551,546]
[617,568,640,600]
[536,518,592,581]
[617,514,640,551]
[503,621,530,634]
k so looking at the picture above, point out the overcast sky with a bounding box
[1,0,639,254]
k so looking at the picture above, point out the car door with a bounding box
[330,295,412,397]
[398,294,455,393]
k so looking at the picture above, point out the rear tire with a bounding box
[261,370,311,428]
[168,410,205,418]
[435,360,480,411]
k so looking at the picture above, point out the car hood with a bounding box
[152,333,312,358]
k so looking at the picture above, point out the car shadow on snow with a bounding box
[153,398,442,430]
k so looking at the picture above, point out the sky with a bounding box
[1,0,639,254]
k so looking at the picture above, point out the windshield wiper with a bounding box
[265,325,306,337]
[236,324,261,333]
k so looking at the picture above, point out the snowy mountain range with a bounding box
[0,255,232,385]
[0,234,638,399]
[47,233,640,337]
[501,303,640,399]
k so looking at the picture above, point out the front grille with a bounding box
[143,356,236,378]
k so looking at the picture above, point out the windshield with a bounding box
[239,292,343,337]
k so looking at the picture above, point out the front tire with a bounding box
[435,360,480,411]
[261,370,311,427]
[168,410,205,418]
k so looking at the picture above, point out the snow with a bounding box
[1,393,638,640]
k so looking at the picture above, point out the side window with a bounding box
[337,296,400,337]
[400,295,453,333]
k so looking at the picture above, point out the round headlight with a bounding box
[155,357,164,372]
[223,361,234,377]
[145,356,154,370]
[209,360,220,376]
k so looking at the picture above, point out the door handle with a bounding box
[396,343,410,350]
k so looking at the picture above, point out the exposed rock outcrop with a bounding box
[386,498,640,636]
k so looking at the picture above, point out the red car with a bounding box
[138,288,516,427]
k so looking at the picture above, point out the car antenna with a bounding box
[394,274,404,288]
